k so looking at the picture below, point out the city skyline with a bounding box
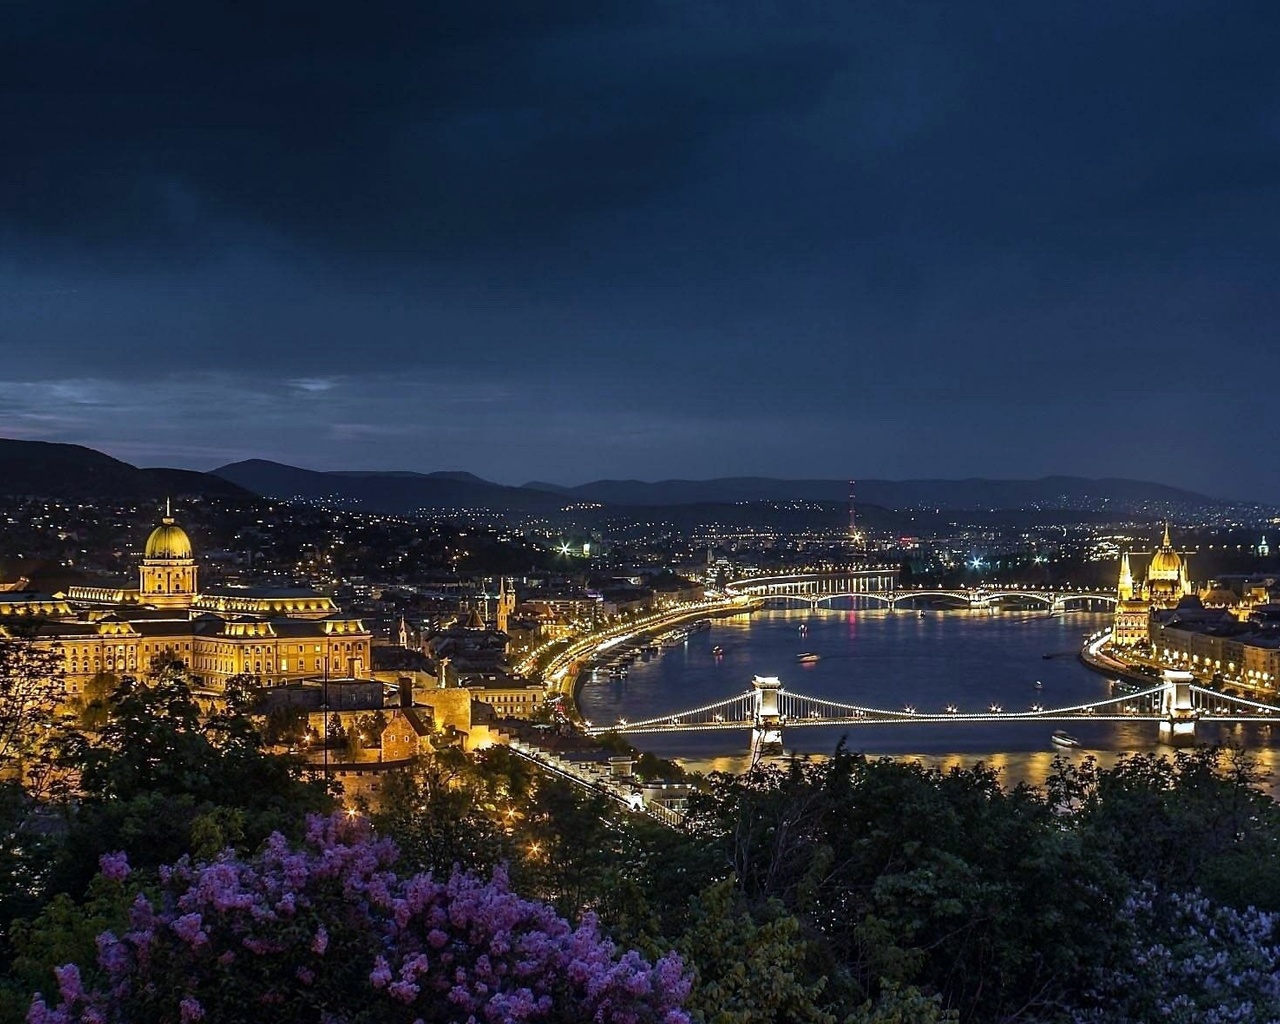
[3,3,1279,499]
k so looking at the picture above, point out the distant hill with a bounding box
[212,460,567,514]
[0,439,250,502]
[214,458,1228,518]
[526,475,1224,510]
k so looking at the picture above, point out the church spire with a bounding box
[1118,551,1134,601]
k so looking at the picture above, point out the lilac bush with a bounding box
[1072,886,1280,1024]
[28,813,690,1024]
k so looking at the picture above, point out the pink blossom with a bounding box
[370,955,393,988]
[53,966,82,1006]
[26,995,67,1024]
[169,914,207,948]
[26,811,691,1024]
[388,979,420,1004]
[97,852,130,882]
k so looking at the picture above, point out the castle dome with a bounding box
[144,515,193,560]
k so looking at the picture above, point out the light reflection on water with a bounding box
[684,748,1280,800]
[576,608,1280,796]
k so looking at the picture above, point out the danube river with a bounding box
[577,607,1280,789]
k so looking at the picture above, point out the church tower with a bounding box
[1117,551,1134,601]
[1112,548,1151,648]
[496,576,516,635]
[138,502,198,610]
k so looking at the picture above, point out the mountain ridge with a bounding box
[212,459,1229,513]
[0,440,1234,514]
[0,438,250,502]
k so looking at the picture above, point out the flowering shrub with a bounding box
[1072,887,1280,1024]
[27,813,690,1024]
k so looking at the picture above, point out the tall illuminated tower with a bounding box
[848,480,865,554]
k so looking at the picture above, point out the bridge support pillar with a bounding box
[751,674,785,753]
[1159,669,1197,746]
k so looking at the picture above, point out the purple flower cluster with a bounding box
[28,813,690,1024]
[1074,887,1280,1024]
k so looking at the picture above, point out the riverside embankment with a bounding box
[1079,628,1169,689]
[538,597,762,723]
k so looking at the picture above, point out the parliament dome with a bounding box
[1148,524,1182,576]
[145,517,193,560]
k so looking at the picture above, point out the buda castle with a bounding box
[0,506,370,698]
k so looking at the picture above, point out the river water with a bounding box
[577,607,1280,790]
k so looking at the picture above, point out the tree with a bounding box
[219,672,260,716]
[0,635,65,965]
[72,672,116,732]
[685,747,1126,1022]
[673,880,834,1024]
[47,665,334,899]
[1070,747,1280,910]
[371,759,510,877]
[325,713,345,749]
[0,633,64,769]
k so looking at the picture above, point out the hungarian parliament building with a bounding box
[1112,526,1280,696]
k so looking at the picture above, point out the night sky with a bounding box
[3,2,1278,499]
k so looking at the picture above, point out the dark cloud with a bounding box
[1,2,1278,499]
[0,1,845,257]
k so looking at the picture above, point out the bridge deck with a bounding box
[587,681,1280,736]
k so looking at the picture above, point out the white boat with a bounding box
[796,652,820,664]
[1051,730,1080,748]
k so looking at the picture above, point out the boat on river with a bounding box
[1051,729,1080,748]
[796,652,820,664]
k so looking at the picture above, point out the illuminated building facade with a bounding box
[1111,525,1193,648]
[0,511,371,698]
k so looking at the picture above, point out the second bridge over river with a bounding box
[724,569,1116,612]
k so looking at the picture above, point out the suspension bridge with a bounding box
[584,671,1280,749]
